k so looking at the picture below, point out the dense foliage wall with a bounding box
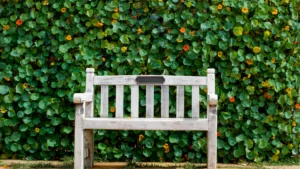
[0,0,300,163]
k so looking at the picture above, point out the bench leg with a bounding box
[74,105,85,169]
[207,105,217,169]
[84,129,94,168]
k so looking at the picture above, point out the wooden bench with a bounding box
[73,68,218,169]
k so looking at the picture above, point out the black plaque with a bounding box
[136,76,165,84]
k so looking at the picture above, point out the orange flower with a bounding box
[271,58,275,63]
[292,121,296,127]
[111,20,117,24]
[167,29,172,33]
[242,7,248,13]
[180,27,186,33]
[97,22,103,27]
[285,26,290,31]
[65,35,72,41]
[102,58,106,62]
[229,97,235,103]
[286,88,291,94]
[217,131,221,137]
[183,45,189,52]
[61,7,66,13]
[272,8,278,15]
[110,106,115,112]
[217,4,223,10]
[247,59,253,65]
[138,134,144,142]
[189,31,195,36]
[16,19,23,26]
[295,103,300,109]
[114,8,119,13]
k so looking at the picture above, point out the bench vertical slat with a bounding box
[146,85,154,118]
[131,85,139,118]
[207,68,217,169]
[161,86,169,118]
[84,68,94,167]
[116,85,124,118]
[192,86,200,118]
[176,86,184,118]
[100,86,109,117]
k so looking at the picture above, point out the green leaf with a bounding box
[11,143,19,152]
[142,149,152,157]
[98,143,107,151]
[62,126,73,134]
[174,148,182,157]
[277,95,287,106]
[258,138,267,149]
[233,26,243,36]
[4,94,13,103]
[169,134,179,143]
[30,93,39,100]
[86,9,94,17]
[47,138,56,147]
[11,132,21,142]
[59,45,69,53]
[0,85,9,94]
[228,137,237,146]
[120,35,130,44]
[61,138,69,147]
[19,124,28,132]
[38,100,47,109]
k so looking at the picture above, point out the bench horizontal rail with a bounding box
[93,76,207,86]
[82,118,208,131]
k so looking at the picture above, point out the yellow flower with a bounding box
[217,4,223,10]
[286,88,291,94]
[166,56,170,60]
[176,38,183,43]
[163,143,169,153]
[271,58,275,63]
[110,107,115,112]
[102,58,106,62]
[50,62,55,66]
[35,127,40,133]
[111,20,117,24]
[61,7,66,13]
[252,46,261,54]
[242,7,248,13]
[285,25,290,31]
[271,154,279,161]
[272,8,278,15]
[0,108,7,114]
[23,83,28,89]
[247,74,251,78]
[137,28,142,34]
[204,88,207,93]
[42,0,49,5]
[66,35,72,41]
[275,149,280,155]
[217,51,223,58]
[121,46,127,52]
[143,7,149,13]
[226,7,231,11]
[4,76,10,81]
[2,25,10,30]
[292,121,296,127]
[138,134,144,142]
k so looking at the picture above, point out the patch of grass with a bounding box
[258,156,300,166]
[10,162,72,169]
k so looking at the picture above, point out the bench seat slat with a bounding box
[94,76,207,86]
[131,85,139,118]
[100,85,109,117]
[116,85,124,118]
[82,118,208,131]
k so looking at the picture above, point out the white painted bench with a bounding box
[73,68,218,169]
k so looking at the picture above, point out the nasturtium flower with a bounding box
[217,51,223,57]
[217,131,221,137]
[271,58,275,63]
[61,7,66,13]
[110,106,115,112]
[97,22,103,27]
[242,7,248,13]
[114,8,119,13]
[4,76,10,81]
[163,143,169,153]
[183,45,189,51]
[42,0,49,5]
[285,25,290,31]
[246,59,253,65]
[121,46,127,52]
[189,31,195,36]
[252,46,261,54]
[137,28,142,34]
[102,58,106,62]
[217,4,222,10]
[65,35,72,40]
[16,19,23,26]
[111,20,117,24]
[35,128,40,133]
[2,25,10,30]
[138,134,144,142]
[23,83,28,89]
[0,108,7,114]
[180,27,186,33]
[229,97,235,103]
[272,8,278,15]
[292,122,296,127]
[295,103,300,109]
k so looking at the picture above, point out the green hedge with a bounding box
[0,0,300,163]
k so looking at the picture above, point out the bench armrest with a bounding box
[208,93,218,106]
[73,93,93,104]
